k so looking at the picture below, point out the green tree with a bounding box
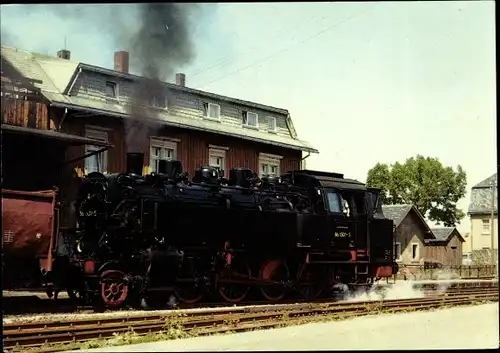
[366,155,467,227]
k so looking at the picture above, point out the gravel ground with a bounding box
[410,279,498,284]
[82,303,499,352]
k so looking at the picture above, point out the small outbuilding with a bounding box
[425,227,465,267]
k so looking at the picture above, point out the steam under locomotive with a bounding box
[43,152,397,308]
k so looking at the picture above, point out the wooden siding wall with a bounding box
[71,70,294,140]
[394,210,430,265]
[61,115,125,174]
[1,98,49,130]
[425,234,463,266]
[148,127,302,176]
[61,116,302,177]
[169,92,292,139]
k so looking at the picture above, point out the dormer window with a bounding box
[268,116,276,132]
[150,94,167,109]
[203,102,220,120]
[105,81,117,99]
[242,111,258,127]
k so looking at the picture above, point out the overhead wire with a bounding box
[198,5,374,89]
[188,11,330,78]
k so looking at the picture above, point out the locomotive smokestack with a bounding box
[126,153,144,175]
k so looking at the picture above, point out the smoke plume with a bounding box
[4,4,201,157]
[130,4,194,81]
[124,3,196,154]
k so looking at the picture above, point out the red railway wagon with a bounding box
[2,189,59,289]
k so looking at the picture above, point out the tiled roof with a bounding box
[382,203,435,239]
[1,45,317,153]
[0,46,76,98]
[426,227,465,244]
[468,173,497,215]
[430,227,454,241]
[472,173,497,188]
[381,204,413,228]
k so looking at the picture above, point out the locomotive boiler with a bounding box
[45,153,397,308]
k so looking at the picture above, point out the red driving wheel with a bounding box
[100,270,129,308]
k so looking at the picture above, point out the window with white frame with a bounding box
[411,243,419,261]
[209,147,226,175]
[242,111,258,127]
[482,219,491,234]
[105,81,117,99]
[259,153,282,177]
[394,242,402,261]
[150,93,167,109]
[85,128,108,174]
[150,138,177,173]
[267,116,277,132]
[203,102,220,120]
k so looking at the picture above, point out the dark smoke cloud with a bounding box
[131,3,195,81]
[11,3,203,156]
[19,4,199,80]
[124,3,197,154]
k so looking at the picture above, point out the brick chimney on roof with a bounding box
[176,73,186,87]
[114,51,129,74]
[57,49,70,60]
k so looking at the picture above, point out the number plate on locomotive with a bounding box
[334,231,350,238]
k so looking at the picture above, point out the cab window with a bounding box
[326,189,344,213]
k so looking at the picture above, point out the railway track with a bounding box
[3,286,498,352]
[3,280,498,316]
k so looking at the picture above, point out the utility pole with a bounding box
[491,176,497,276]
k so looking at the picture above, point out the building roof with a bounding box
[382,204,435,238]
[472,173,497,189]
[426,227,465,244]
[0,46,75,98]
[381,204,413,228]
[1,45,318,153]
[2,124,113,147]
[468,173,497,215]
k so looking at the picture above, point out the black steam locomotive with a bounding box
[47,153,397,307]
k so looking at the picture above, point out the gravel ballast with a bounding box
[81,303,499,351]
[3,279,494,324]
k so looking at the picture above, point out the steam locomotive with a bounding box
[45,152,397,308]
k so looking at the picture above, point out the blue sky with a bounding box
[0,2,496,233]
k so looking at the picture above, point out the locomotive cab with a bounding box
[282,169,396,283]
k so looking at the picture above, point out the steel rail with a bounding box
[3,286,496,330]
[3,281,497,317]
[3,289,498,352]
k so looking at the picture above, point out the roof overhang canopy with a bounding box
[49,102,319,154]
[1,124,113,148]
